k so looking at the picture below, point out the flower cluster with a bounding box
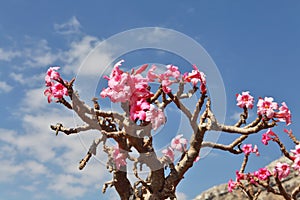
[183,64,207,93]
[44,67,68,103]
[242,144,260,156]
[229,143,300,192]
[291,144,300,172]
[100,60,207,130]
[147,64,181,93]
[261,127,300,176]
[257,97,291,125]
[100,61,165,130]
[235,93,291,125]
[162,134,188,162]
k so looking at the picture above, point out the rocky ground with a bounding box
[194,157,300,200]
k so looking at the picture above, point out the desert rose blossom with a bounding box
[261,128,276,145]
[165,64,181,80]
[145,105,166,130]
[252,145,260,156]
[113,146,127,170]
[292,156,300,172]
[44,82,68,103]
[45,66,62,86]
[254,167,271,181]
[227,179,237,192]
[100,72,134,103]
[235,171,245,182]
[183,64,207,93]
[129,99,150,121]
[147,65,158,82]
[171,134,188,152]
[146,64,180,94]
[274,162,290,180]
[257,97,278,118]
[274,102,292,125]
[162,147,175,162]
[236,91,254,109]
[291,144,300,156]
[242,144,253,156]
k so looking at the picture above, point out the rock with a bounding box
[194,157,300,200]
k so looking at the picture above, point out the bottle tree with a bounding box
[44,60,299,200]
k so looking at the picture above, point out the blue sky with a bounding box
[1,1,300,200]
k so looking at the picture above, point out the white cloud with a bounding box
[136,27,172,44]
[61,35,100,74]
[54,16,81,35]
[0,48,21,61]
[20,87,48,112]
[10,72,44,85]
[23,39,59,67]
[0,81,13,93]
[0,18,125,199]
[0,159,23,182]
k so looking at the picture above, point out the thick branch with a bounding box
[202,135,247,154]
[292,184,300,200]
[210,119,276,135]
[274,175,291,200]
[50,123,91,135]
[234,107,248,127]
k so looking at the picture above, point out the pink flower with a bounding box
[147,65,158,82]
[44,87,53,103]
[171,134,188,152]
[242,144,253,156]
[101,60,153,104]
[227,179,237,192]
[134,63,148,75]
[291,144,300,156]
[257,97,278,118]
[162,147,175,162]
[261,128,276,145]
[183,65,206,93]
[145,105,166,130]
[262,133,271,145]
[236,91,254,109]
[254,167,271,181]
[165,64,180,79]
[275,102,292,125]
[130,99,150,121]
[44,82,68,103]
[45,66,61,86]
[274,162,290,180]
[249,175,258,185]
[113,146,127,170]
[292,156,300,172]
[51,82,68,98]
[252,145,260,156]
[100,69,134,103]
[235,171,245,182]
[159,73,173,93]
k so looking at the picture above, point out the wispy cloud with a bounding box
[0,81,13,93]
[0,48,21,61]
[54,16,81,35]
[23,38,59,68]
